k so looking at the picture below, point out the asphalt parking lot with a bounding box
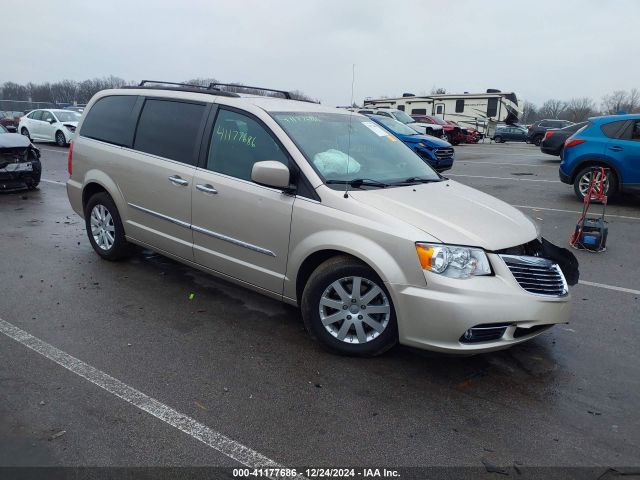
[1,141,639,476]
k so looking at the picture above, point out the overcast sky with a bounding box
[4,0,639,107]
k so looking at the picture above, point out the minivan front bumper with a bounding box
[388,253,571,353]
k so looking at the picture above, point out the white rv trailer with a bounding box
[363,90,523,134]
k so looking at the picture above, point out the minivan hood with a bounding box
[349,180,537,251]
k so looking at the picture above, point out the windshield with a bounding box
[373,116,419,136]
[54,111,81,122]
[388,110,416,124]
[271,112,440,187]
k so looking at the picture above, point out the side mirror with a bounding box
[251,161,290,189]
[48,118,55,123]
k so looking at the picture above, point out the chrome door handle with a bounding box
[168,175,189,186]
[196,184,218,195]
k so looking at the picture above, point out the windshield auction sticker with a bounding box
[361,121,389,136]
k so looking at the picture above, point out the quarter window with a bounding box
[206,109,289,182]
[133,99,206,165]
[81,95,139,147]
[455,99,464,113]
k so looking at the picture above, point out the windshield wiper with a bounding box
[390,176,442,185]
[326,178,389,188]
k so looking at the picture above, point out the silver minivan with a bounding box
[67,82,574,356]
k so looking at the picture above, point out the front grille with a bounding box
[0,148,27,163]
[500,255,568,296]
[434,147,454,160]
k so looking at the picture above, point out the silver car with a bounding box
[67,83,573,356]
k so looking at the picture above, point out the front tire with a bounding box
[573,166,617,202]
[55,130,67,147]
[494,135,503,143]
[84,192,133,260]
[301,256,398,357]
[21,127,31,140]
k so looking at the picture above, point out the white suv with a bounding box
[66,81,575,356]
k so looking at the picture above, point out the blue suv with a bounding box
[366,114,454,172]
[559,114,640,201]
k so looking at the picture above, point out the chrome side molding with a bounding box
[128,202,276,257]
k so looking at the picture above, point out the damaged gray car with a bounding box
[0,124,41,191]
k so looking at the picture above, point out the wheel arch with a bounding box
[81,171,127,218]
[570,158,620,186]
[290,235,416,305]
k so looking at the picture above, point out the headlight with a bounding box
[417,142,433,150]
[415,243,491,279]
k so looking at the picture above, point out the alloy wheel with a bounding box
[578,170,609,198]
[319,276,391,344]
[90,204,115,251]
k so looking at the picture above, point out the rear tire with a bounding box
[84,192,133,261]
[572,166,618,202]
[301,256,398,357]
[533,135,543,146]
[55,130,67,147]
[494,135,503,143]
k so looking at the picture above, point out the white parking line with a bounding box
[459,161,554,168]
[578,281,640,295]
[41,178,65,186]
[513,205,640,221]
[459,152,544,158]
[448,174,560,183]
[0,318,305,479]
[39,148,68,155]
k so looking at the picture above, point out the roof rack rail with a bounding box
[127,80,240,98]
[208,83,292,99]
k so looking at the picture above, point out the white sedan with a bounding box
[18,109,81,146]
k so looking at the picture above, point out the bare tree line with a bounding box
[521,89,640,124]
[0,76,317,106]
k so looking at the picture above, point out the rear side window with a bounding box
[455,99,464,112]
[133,99,206,165]
[619,120,640,141]
[601,120,627,138]
[81,96,139,146]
